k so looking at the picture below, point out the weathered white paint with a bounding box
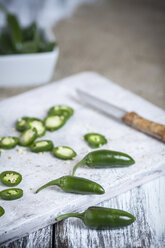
[0,72,164,244]
[1,226,52,248]
[54,176,165,248]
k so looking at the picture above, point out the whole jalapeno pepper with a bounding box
[36,175,105,195]
[0,170,22,187]
[7,13,23,52]
[72,149,135,175]
[0,206,5,217]
[0,188,23,200]
[56,206,136,229]
[0,4,22,52]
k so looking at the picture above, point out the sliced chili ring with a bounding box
[0,171,22,187]
[84,133,107,148]
[0,206,5,217]
[30,140,53,153]
[53,146,77,160]
[0,188,23,200]
[48,105,74,119]
[16,117,30,132]
[0,136,18,149]
[44,115,66,131]
[18,128,37,146]
[27,118,46,137]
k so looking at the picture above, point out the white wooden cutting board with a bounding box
[0,72,165,244]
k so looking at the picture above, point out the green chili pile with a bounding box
[0,3,56,55]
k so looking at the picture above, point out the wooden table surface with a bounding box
[1,176,164,248]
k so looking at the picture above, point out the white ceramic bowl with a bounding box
[0,30,59,87]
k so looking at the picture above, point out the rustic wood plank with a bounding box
[54,175,165,248]
[0,225,53,248]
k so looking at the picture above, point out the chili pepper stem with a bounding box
[72,158,86,176]
[36,179,61,194]
[56,212,83,221]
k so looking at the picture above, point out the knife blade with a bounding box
[76,89,165,142]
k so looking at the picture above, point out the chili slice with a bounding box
[30,140,53,153]
[27,118,46,137]
[16,117,30,132]
[0,188,23,200]
[48,105,74,119]
[18,128,37,146]
[44,115,66,131]
[84,133,107,148]
[53,146,76,160]
[0,136,18,149]
[0,206,5,217]
[0,171,22,187]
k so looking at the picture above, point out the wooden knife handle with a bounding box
[123,112,165,142]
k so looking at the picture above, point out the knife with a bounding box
[76,89,165,143]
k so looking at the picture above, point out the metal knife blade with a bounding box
[76,88,127,120]
[76,88,165,142]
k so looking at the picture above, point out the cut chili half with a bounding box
[0,206,5,217]
[30,140,53,153]
[16,117,30,132]
[48,105,74,119]
[0,188,23,200]
[44,115,66,131]
[0,136,18,149]
[18,128,37,146]
[27,118,46,137]
[84,133,107,148]
[0,171,22,187]
[53,146,77,160]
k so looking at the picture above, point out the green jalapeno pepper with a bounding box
[0,32,13,55]
[72,149,135,175]
[36,175,105,195]
[0,171,22,187]
[7,13,23,52]
[44,115,66,131]
[56,206,136,229]
[18,128,37,146]
[22,22,37,41]
[84,133,107,148]
[0,206,5,217]
[0,3,22,52]
[48,105,74,119]
[27,118,46,137]
[30,140,53,153]
[0,188,23,200]
[0,136,18,149]
[16,117,30,132]
[53,146,77,160]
